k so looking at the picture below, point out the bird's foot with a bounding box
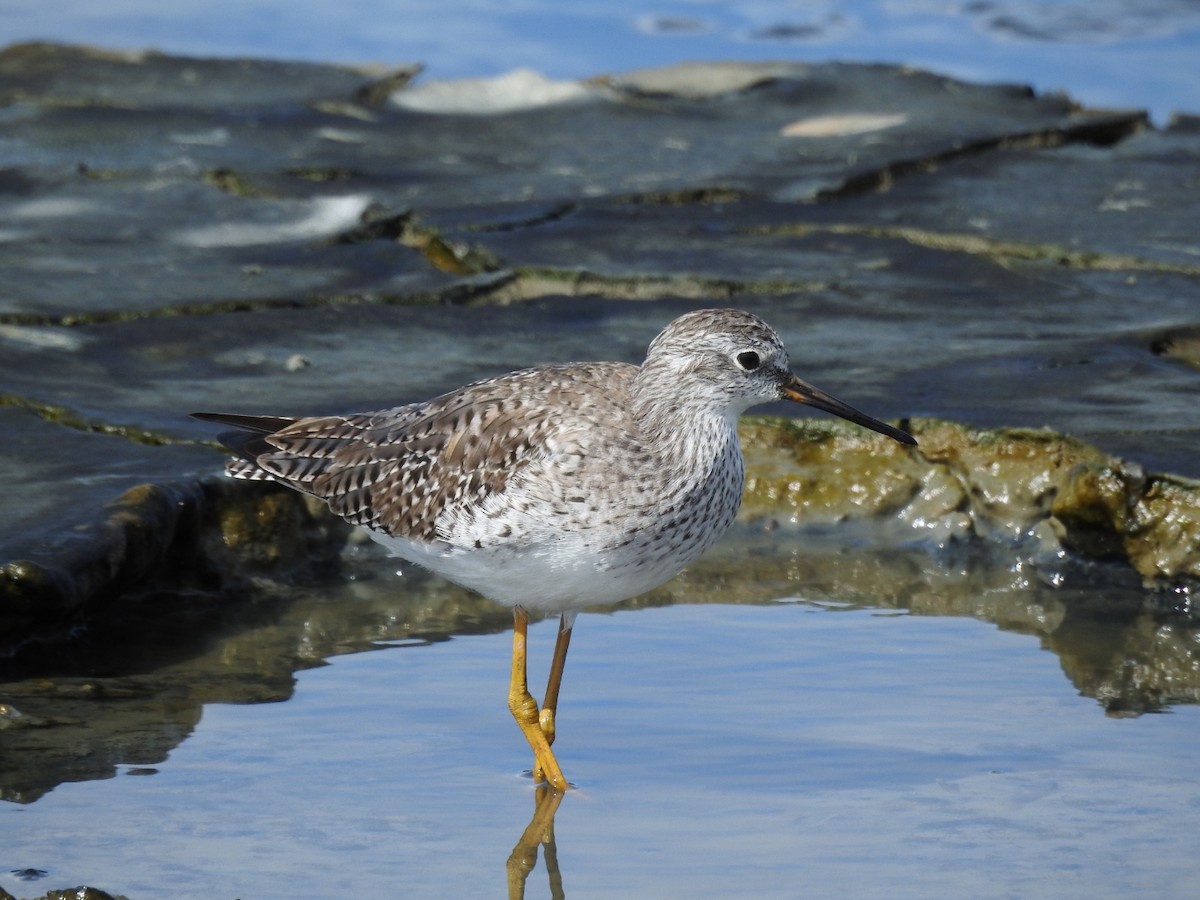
[509,688,568,790]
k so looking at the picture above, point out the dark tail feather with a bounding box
[191,412,299,465]
[191,412,297,433]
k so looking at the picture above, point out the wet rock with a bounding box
[27,888,123,900]
[354,64,424,108]
[790,117,1199,270]
[1151,324,1200,371]
[1125,476,1200,583]
[0,41,373,109]
[0,476,348,657]
[740,417,1200,587]
[203,481,350,574]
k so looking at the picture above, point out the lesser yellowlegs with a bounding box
[194,308,915,788]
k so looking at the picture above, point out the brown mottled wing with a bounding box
[197,364,633,543]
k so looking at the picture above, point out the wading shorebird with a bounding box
[194,308,915,789]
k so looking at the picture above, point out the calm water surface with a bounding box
[4,601,1199,897]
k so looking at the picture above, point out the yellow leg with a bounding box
[509,606,569,790]
[534,612,575,781]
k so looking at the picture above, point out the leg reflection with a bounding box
[506,784,566,900]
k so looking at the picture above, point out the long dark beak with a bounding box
[782,374,916,446]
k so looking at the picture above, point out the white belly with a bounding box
[369,527,707,613]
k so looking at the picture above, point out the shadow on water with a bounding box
[1,519,1197,803]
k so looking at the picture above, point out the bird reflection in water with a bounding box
[507,785,566,900]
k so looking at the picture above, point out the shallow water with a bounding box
[5,600,1199,898]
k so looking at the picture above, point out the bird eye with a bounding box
[736,351,761,371]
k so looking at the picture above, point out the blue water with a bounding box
[8,0,1200,122]
[6,604,1199,897]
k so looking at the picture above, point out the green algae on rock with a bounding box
[740,416,1200,586]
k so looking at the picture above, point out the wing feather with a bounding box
[193,363,638,543]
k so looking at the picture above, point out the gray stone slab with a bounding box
[0,171,459,318]
[0,42,374,109]
[795,116,1200,270]
[4,49,1097,203]
[1,301,700,436]
[0,407,218,563]
[0,45,1143,322]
